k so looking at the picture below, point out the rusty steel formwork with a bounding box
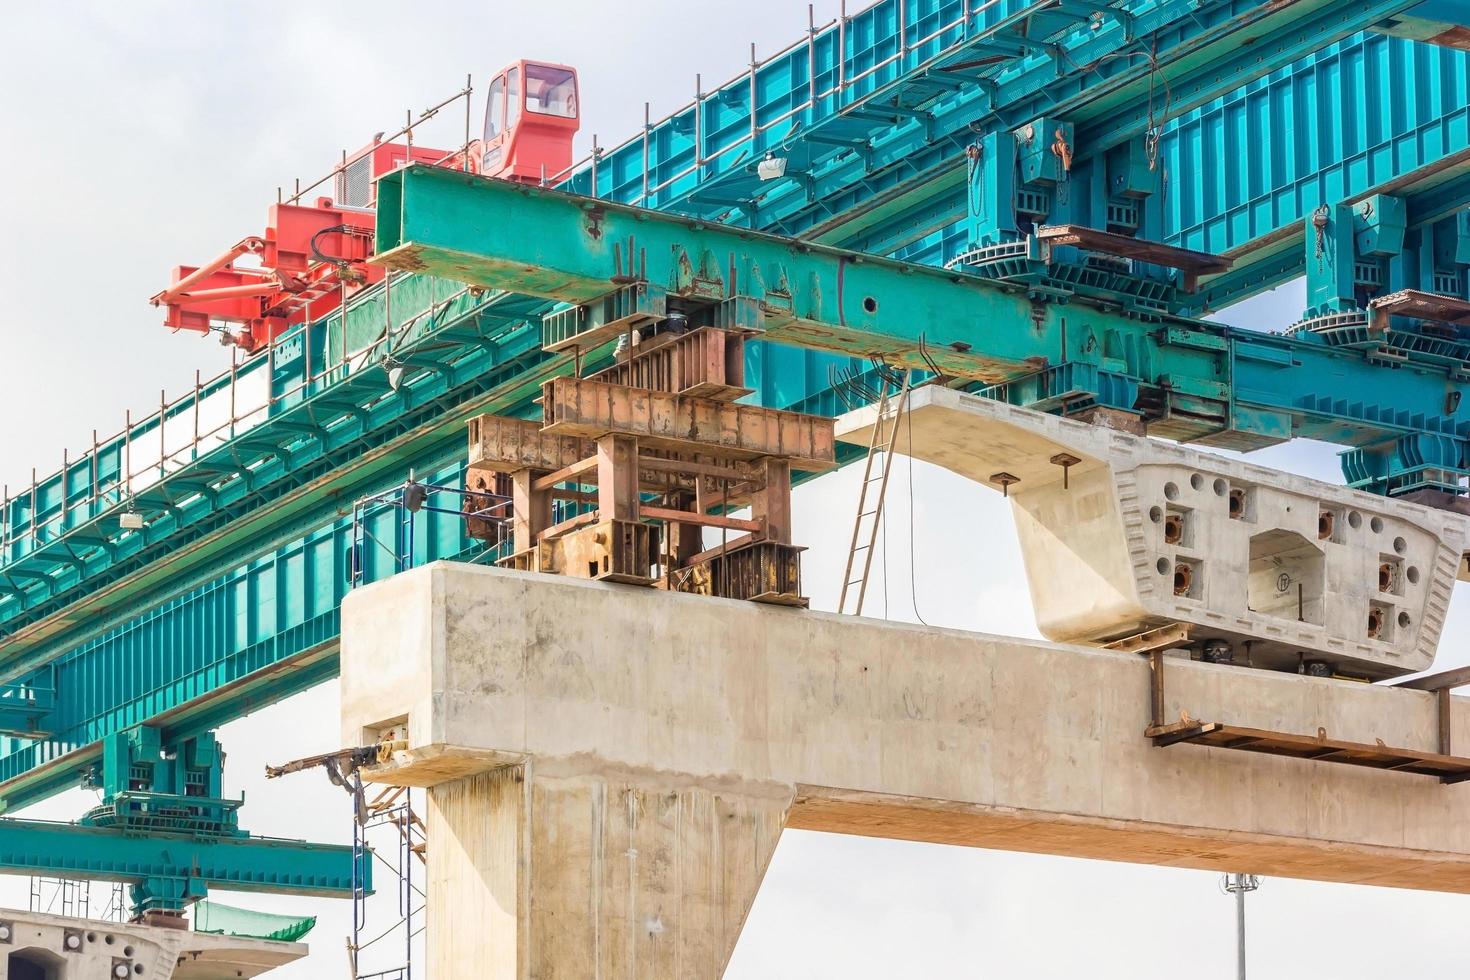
[590,326,752,401]
[556,519,663,585]
[669,540,806,606]
[540,375,835,471]
[467,416,596,476]
[469,325,829,604]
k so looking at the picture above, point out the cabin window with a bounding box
[484,75,505,140]
[526,64,577,118]
[506,67,521,129]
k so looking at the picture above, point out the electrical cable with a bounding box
[906,396,932,627]
[310,223,354,266]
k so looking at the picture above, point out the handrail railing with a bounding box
[278,76,477,206]
[0,270,482,571]
[548,0,1047,202]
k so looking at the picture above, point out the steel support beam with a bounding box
[377,164,1470,450]
[0,818,361,912]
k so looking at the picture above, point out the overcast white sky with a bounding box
[3,3,1470,978]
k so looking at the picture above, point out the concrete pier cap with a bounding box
[837,386,1470,679]
[341,562,1470,977]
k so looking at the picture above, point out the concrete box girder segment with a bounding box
[341,564,1470,977]
[839,388,1470,679]
[0,908,307,979]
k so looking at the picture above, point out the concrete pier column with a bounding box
[426,762,787,979]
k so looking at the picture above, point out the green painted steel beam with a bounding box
[0,818,361,905]
[374,164,1470,454]
[377,164,1131,382]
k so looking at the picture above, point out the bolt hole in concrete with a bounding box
[862,296,878,313]
[1371,516,1385,533]
[1399,611,1413,629]
[1212,477,1228,496]
[1156,557,1171,575]
[1408,565,1421,584]
[1394,535,1407,555]
[1189,472,1204,490]
[1248,529,1324,625]
[1164,481,1179,501]
[1348,509,1362,529]
[1368,604,1388,639]
[1149,505,1163,523]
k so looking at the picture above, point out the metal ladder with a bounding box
[838,375,911,615]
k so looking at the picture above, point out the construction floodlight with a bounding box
[757,153,788,181]
[403,482,428,513]
[383,357,406,392]
[119,510,145,531]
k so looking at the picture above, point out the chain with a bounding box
[1312,205,1331,265]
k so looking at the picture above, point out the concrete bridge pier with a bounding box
[342,563,1470,978]
[423,762,786,978]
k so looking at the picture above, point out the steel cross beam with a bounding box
[0,817,361,912]
[377,164,1470,450]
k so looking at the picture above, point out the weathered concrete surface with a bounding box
[0,907,305,978]
[342,563,1470,976]
[838,387,1470,678]
[424,764,786,979]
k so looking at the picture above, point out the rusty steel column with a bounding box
[752,458,793,544]
[596,434,640,522]
[511,469,551,553]
[666,489,704,566]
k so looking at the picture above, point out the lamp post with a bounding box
[1221,873,1261,980]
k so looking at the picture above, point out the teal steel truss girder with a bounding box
[0,284,562,679]
[564,0,1414,231]
[862,31,1470,284]
[1171,32,1470,309]
[762,1,1425,249]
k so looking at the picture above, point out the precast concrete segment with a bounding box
[838,388,1470,679]
[340,564,1470,976]
[0,907,305,978]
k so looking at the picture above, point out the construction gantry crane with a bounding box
[1,0,1469,924]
